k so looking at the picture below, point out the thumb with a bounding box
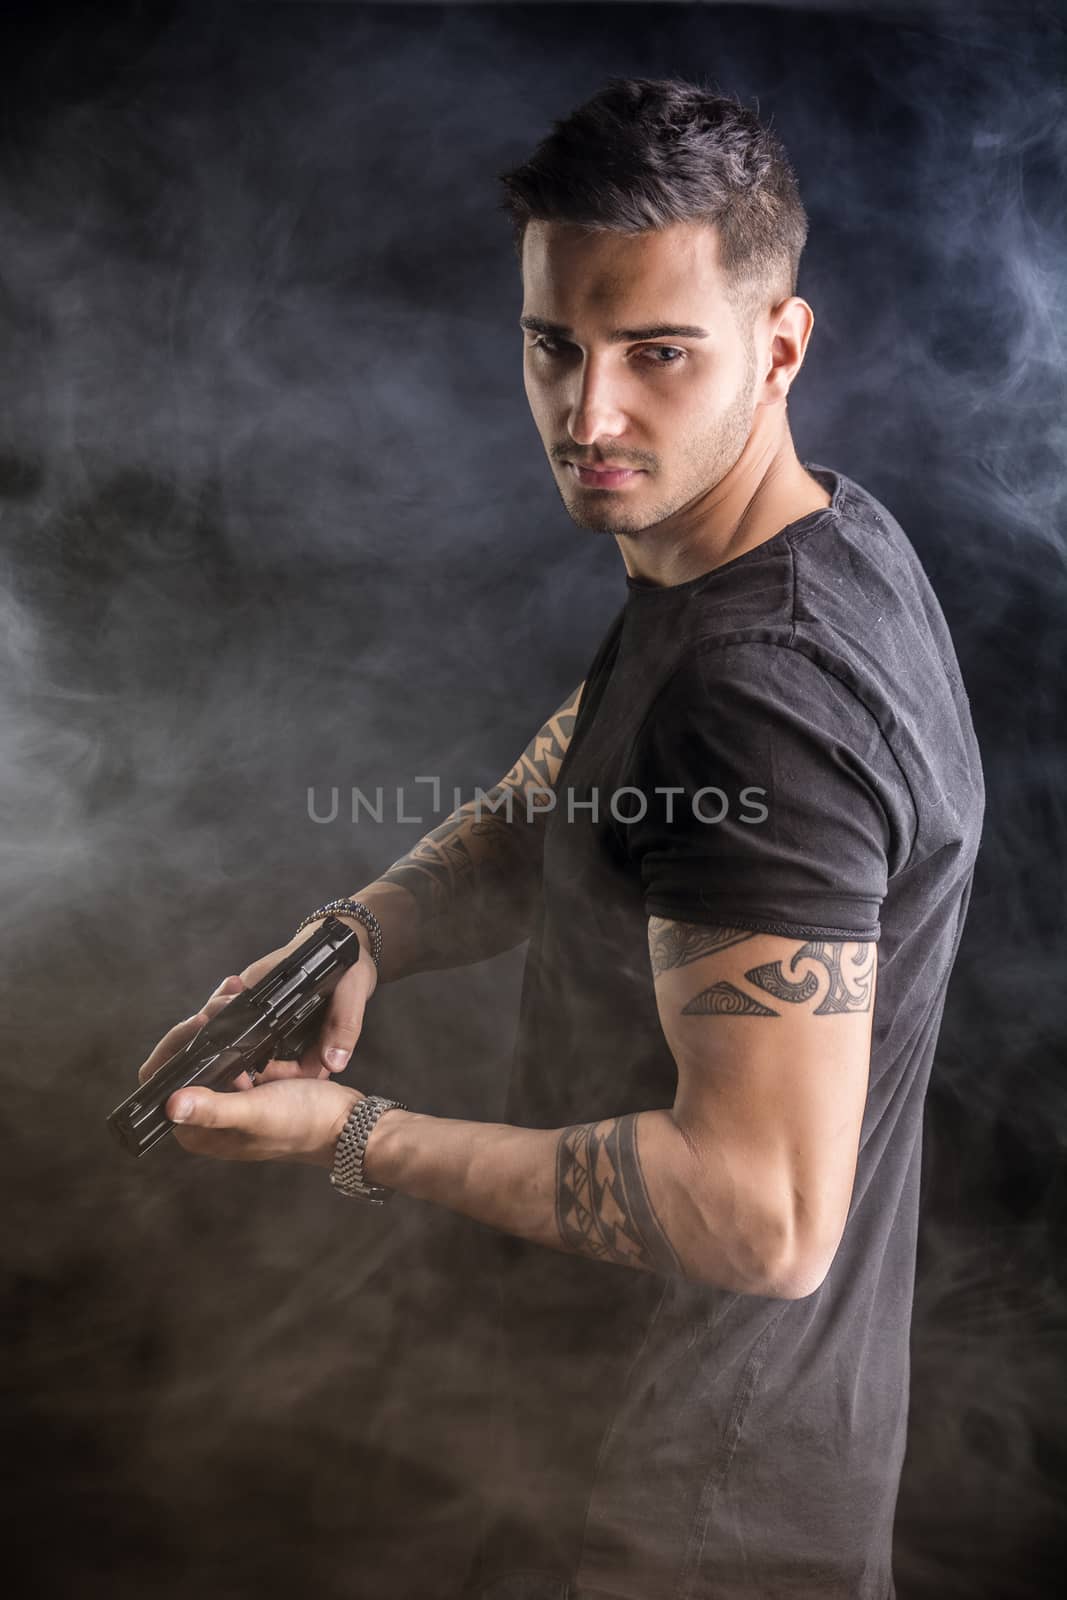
[168,1086,249,1127]
[320,963,371,1074]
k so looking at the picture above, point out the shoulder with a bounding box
[790,471,961,687]
[635,636,917,879]
[648,637,886,752]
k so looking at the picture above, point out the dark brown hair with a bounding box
[498,77,809,324]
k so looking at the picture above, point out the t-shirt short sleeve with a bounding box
[624,642,909,940]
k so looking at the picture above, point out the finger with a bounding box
[168,1084,255,1128]
[139,978,246,1085]
[238,945,293,989]
[138,1009,209,1083]
[204,973,245,1007]
[293,1050,341,1081]
[233,1053,330,1089]
[319,962,372,1073]
[246,1058,309,1084]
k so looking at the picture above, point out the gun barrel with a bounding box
[106,1043,249,1157]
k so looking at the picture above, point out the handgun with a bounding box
[107,915,363,1158]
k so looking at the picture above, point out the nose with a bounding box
[566,354,628,448]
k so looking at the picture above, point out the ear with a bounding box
[761,296,816,405]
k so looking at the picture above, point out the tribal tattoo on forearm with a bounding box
[379,683,583,921]
[498,680,583,795]
[648,917,876,1017]
[379,801,522,919]
[555,1114,682,1277]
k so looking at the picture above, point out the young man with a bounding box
[141,79,985,1599]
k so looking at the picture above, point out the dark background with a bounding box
[1,2,1064,1596]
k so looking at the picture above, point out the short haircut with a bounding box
[498,76,809,326]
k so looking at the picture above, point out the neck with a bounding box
[618,418,832,589]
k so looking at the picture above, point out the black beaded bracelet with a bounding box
[293,898,383,970]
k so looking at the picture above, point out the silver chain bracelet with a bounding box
[331,1095,407,1203]
[293,898,383,970]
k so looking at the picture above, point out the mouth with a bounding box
[566,462,646,490]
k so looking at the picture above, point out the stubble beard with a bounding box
[555,342,759,539]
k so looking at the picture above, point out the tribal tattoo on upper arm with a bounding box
[646,922,753,972]
[648,917,876,1017]
[555,1114,681,1277]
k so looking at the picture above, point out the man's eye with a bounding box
[527,338,686,366]
[641,346,685,365]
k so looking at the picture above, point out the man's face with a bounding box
[520,219,763,537]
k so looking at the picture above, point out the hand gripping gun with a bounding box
[106,915,362,1158]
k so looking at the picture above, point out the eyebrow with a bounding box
[519,315,710,342]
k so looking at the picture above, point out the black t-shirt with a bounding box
[467,464,985,1600]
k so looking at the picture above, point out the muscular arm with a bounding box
[340,920,875,1299]
[342,682,583,982]
[644,921,876,1294]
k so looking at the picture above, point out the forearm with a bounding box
[342,683,582,983]
[348,1102,786,1294]
[347,788,541,983]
